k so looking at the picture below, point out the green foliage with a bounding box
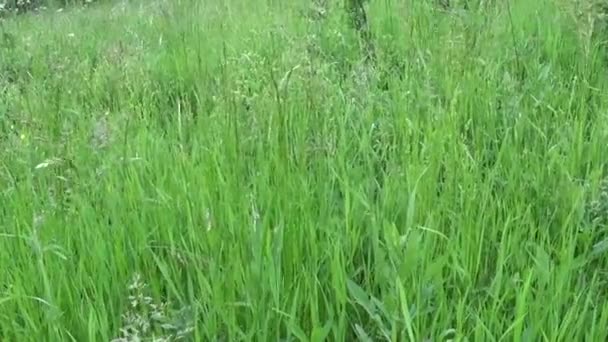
[0,0,97,15]
[3,0,608,340]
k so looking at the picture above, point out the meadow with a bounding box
[2,0,608,340]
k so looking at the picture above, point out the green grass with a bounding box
[3,0,608,340]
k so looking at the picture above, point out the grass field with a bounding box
[3,0,608,340]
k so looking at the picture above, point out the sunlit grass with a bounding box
[2,0,608,340]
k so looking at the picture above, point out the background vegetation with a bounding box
[3,0,608,340]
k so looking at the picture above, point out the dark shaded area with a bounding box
[0,0,102,16]
[345,0,375,62]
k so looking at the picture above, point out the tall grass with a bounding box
[2,0,608,340]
